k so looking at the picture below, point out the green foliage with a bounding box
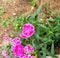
[30,0,37,6]
[2,4,60,58]
[20,5,60,58]
[2,18,11,27]
[0,6,5,15]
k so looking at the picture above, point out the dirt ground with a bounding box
[42,0,60,15]
[0,0,33,17]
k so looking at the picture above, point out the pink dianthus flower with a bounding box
[20,24,35,38]
[24,44,34,54]
[12,43,24,56]
[19,54,33,58]
[2,50,9,58]
[3,34,9,40]
[11,37,21,45]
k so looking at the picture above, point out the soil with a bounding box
[42,0,60,15]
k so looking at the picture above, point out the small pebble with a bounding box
[13,13,16,15]
[13,1,16,3]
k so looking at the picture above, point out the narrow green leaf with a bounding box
[36,4,42,16]
[37,24,48,29]
[28,4,43,21]
[51,41,54,55]
[42,44,46,58]
[46,20,52,29]
[43,51,46,58]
